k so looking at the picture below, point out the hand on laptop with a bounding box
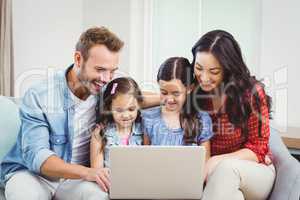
[83,167,111,192]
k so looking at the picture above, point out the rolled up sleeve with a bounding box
[20,89,56,173]
[244,85,270,163]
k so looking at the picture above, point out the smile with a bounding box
[94,81,103,86]
[122,119,133,122]
[201,83,213,87]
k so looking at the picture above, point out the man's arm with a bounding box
[20,89,57,173]
[40,155,88,179]
[21,89,110,191]
[40,156,110,192]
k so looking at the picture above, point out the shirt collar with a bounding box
[62,64,77,110]
[63,64,98,110]
[106,122,142,136]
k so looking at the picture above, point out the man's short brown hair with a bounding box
[75,26,124,61]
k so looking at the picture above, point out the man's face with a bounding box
[75,44,120,95]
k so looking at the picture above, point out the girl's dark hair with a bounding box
[191,30,272,137]
[95,77,143,150]
[157,57,202,144]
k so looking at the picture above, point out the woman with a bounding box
[191,30,275,200]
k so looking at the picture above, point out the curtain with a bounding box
[0,0,14,96]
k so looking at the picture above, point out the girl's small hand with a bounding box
[92,123,105,139]
[95,123,105,130]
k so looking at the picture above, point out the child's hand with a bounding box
[95,123,105,131]
[83,167,111,192]
[92,123,105,140]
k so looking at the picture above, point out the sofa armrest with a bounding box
[268,128,300,200]
[0,187,5,200]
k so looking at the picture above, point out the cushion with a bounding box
[268,128,300,200]
[0,96,20,162]
[0,188,5,200]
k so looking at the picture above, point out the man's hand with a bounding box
[41,156,111,192]
[82,167,111,192]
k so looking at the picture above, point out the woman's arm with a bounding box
[141,91,160,108]
[204,85,271,180]
[222,148,258,161]
[243,85,271,163]
[90,126,104,169]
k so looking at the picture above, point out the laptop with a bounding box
[109,146,206,199]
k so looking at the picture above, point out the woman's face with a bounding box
[194,52,224,92]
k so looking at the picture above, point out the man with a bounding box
[0,27,123,199]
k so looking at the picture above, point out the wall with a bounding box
[260,0,300,129]
[13,0,82,96]
[201,0,262,75]
[152,0,201,83]
[12,0,83,97]
[82,0,131,78]
[13,0,148,94]
[82,0,152,89]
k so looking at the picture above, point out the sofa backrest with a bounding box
[0,96,21,162]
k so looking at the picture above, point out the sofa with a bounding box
[0,96,299,200]
[0,96,20,200]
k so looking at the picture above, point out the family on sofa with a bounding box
[0,26,276,200]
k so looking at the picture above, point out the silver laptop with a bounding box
[109,146,206,199]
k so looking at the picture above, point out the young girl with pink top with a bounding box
[90,77,144,169]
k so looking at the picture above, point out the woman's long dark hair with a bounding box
[157,57,202,144]
[95,77,143,150]
[191,30,272,138]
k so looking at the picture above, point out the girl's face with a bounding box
[194,52,224,92]
[111,93,139,129]
[159,79,188,113]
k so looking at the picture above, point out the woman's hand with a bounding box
[265,154,273,165]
